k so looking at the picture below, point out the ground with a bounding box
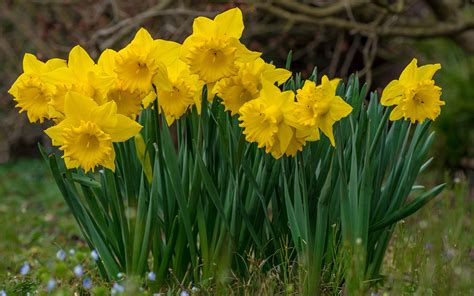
[0,159,472,295]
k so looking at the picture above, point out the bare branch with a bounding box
[274,0,370,18]
[256,2,474,38]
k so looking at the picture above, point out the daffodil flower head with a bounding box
[114,28,181,92]
[151,60,204,125]
[239,80,298,157]
[215,58,292,115]
[45,46,114,118]
[9,54,66,123]
[295,76,352,146]
[381,58,444,123]
[98,49,154,118]
[45,92,142,172]
[181,7,261,84]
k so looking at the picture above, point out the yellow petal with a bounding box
[278,123,294,153]
[260,80,283,104]
[329,96,353,121]
[68,45,95,79]
[399,58,417,83]
[92,101,118,128]
[153,40,182,66]
[152,62,173,92]
[192,16,216,37]
[416,64,441,81]
[329,78,341,90]
[98,49,118,75]
[44,119,74,144]
[64,91,98,122]
[23,53,45,74]
[321,75,336,98]
[214,7,244,39]
[43,67,75,84]
[101,147,116,172]
[106,114,142,142]
[262,68,292,85]
[232,39,262,62]
[381,80,404,106]
[319,117,336,146]
[46,58,67,71]
[142,90,157,108]
[130,28,154,52]
[389,105,404,121]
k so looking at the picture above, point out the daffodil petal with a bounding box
[23,53,44,74]
[381,80,404,106]
[68,46,96,79]
[262,68,292,85]
[64,92,97,122]
[389,105,404,121]
[399,58,417,82]
[106,114,142,142]
[416,64,441,81]
[214,7,244,39]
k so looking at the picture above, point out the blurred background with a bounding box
[0,0,473,185]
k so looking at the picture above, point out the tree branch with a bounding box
[274,0,370,18]
[256,2,474,38]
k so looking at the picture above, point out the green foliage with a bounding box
[417,39,474,169]
[0,160,472,294]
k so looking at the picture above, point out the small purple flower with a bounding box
[56,249,66,261]
[147,271,156,281]
[73,265,83,277]
[20,262,30,275]
[0,289,6,296]
[180,290,190,296]
[90,250,99,261]
[47,278,56,291]
[83,277,92,289]
[111,283,125,294]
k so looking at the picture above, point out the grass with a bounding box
[0,158,472,295]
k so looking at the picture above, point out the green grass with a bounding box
[0,158,472,295]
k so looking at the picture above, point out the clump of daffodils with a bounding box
[8,7,444,172]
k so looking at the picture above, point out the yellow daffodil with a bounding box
[214,58,292,115]
[295,76,352,146]
[381,58,444,123]
[98,49,155,118]
[114,28,181,93]
[44,46,114,118]
[45,92,142,172]
[181,7,261,84]
[150,60,204,124]
[9,54,66,123]
[239,80,302,158]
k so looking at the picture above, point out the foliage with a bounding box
[1,160,472,294]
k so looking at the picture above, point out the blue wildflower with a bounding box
[83,277,92,289]
[147,271,156,281]
[180,290,190,296]
[73,265,83,277]
[90,250,99,261]
[111,283,125,294]
[56,249,66,261]
[0,289,6,296]
[47,278,56,291]
[20,262,30,275]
